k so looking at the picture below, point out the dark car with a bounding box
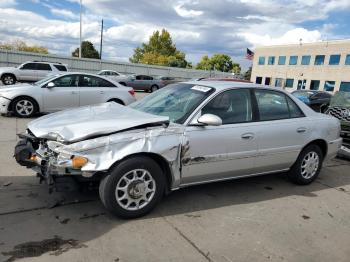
[291,90,332,112]
[198,77,251,83]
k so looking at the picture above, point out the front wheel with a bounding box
[150,85,158,93]
[288,144,323,185]
[12,97,38,118]
[99,156,165,218]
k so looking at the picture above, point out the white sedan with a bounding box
[0,73,136,117]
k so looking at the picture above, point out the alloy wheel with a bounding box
[300,151,319,179]
[115,169,156,211]
[15,99,34,116]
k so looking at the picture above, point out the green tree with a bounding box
[72,41,100,59]
[196,53,239,73]
[232,63,241,75]
[129,29,189,68]
[0,40,48,54]
[244,66,252,81]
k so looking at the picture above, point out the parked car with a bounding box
[155,76,180,86]
[97,70,130,86]
[0,73,135,117]
[292,90,332,112]
[0,61,68,85]
[324,91,350,158]
[125,74,166,92]
[14,82,341,218]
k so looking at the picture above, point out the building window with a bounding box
[278,56,286,65]
[329,54,341,65]
[285,78,294,88]
[345,54,350,65]
[256,76,262,84]
[289,56,298,65]
[314,55,325,65]
[301,55,311,65]
[324,81,335,92]
[340,82,350,92]
[265,77,271,85]
[310,80,320,90]
[275,78,283,87]
[268,56,275,65]
[258,57,265,65]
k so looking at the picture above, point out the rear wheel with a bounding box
[150,85,158,93]
[99,156,165,218]
[107,99,124,105]
[12,97,38,118]
[288,144,323,185]
[1,74,16,85]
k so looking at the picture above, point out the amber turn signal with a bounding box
[71,156,88,169]
[29,155,37,162]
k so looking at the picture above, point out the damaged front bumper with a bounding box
[14,133,97,192]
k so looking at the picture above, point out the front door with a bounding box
[17,63,38,81]
[42,74,79,112]
[181,89,258,185]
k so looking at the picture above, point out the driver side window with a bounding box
[52,75,79,87]
[201,89,253,124]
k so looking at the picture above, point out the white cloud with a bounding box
[239,28,322,47]
[0,0,16,7]
[174,4,203,17]
[50,8,78,20]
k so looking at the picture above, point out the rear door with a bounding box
[36,63,53,80]
[42,74,79,111]
[17,63,38,81]
[253,89,309,172]
[78,74,116,106]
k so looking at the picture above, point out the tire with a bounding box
[287,144,323,185]
[100,156,166,218]
[12,97,38,118]
[1,74,16,85]
[150,85,158,93]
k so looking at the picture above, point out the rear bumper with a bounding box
[0,96,11,114]
[325,138,342,161]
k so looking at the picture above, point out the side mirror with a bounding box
[47,82,55,88]
[197,114,222,126]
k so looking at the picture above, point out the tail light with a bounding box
[128,89,135,97]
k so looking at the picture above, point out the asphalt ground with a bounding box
[0,89,349,262]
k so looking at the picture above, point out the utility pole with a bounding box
[100,19,103,60]
[79,0,82,58]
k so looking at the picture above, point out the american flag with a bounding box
[245,48,254,60]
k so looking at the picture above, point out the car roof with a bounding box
[183,80,278,91]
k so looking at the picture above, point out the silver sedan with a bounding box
[0,73,136,117]
[14,82,342,218]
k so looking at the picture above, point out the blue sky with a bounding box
[1,0,350,71]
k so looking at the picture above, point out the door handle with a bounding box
[71,91,78,95]
[241,133,255,140]
[100,91,104,94]
[297,127,307,133]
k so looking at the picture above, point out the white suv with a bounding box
[0,61,68,85]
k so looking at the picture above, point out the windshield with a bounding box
[33,75,59,86]
[130,83,214,124]
[330,91,350,107]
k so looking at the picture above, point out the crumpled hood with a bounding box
[27,102,169,143]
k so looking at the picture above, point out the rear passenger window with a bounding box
[80,75,116,87]
[37,63,52,71]
[54,65,67,71]
[287,97,304,118]
[255,90,290,121]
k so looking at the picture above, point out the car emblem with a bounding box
[341,109,350,118]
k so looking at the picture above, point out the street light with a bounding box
[79,0,82,58]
